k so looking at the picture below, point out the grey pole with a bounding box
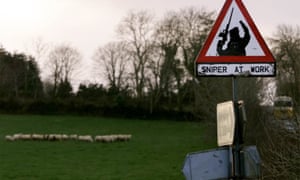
[232,77,241,179]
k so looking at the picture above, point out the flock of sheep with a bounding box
[4,133,132,143]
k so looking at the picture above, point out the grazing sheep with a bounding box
[13,133,23,140]
[47,134,55,141]
[61,134,69,141]
[94,134,132,143]
[48,134,63,141]
[94,135,106,142]
[4,133,131,143]
[101,135,114,143]
[123,134,132,141]
[19,134,32,141]
[115,134,132,141]
[48,134,56,141]
[55,134,63,141]
[78,135,93,142]
[5,135,14,141]
[43,134,49,140]
[32,134,44,141]
[69,134,78,140]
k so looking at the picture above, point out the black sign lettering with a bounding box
[201,66,228,73]
[234,66,243,73]
[251,66,270,73]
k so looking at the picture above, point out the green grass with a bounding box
[0,114,216,180]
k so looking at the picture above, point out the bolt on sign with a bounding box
[195,0,275,77]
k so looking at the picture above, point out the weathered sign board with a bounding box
[195,0,275,77]
[217,101,236,146]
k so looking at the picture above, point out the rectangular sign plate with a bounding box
[182,147,230,180]
[217,101,236,146]
[197,63,275,76]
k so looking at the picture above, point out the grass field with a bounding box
[0,114,216,180]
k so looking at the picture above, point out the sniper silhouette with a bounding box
[217,9,250,56]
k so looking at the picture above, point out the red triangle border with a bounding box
[196,0,275,63]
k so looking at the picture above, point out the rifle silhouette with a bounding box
[218,8,234,42]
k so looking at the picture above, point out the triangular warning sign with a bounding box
[196,0,275,77]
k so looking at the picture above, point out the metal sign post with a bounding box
[232,77,241,179]
[182,77,263,179]
[183,0,271,179]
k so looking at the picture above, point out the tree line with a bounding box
[0,8,300,121]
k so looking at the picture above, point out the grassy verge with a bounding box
[0,114,216,180]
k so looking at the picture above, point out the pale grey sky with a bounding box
[0,0,299,85]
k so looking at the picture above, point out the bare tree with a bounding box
[117,10,154,99]
[146,47,163,113]
[147,7,217,117]
[178,8,218,119]
[46,43,82,96]
[29,37,50,64]
[93,41,129,91]
[26,37,51,82]
[152,11,185,109]
[174,8,217,117]
[178,7,215,74]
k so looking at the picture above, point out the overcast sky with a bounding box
[0,0,299,84]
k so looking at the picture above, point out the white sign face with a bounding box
[217,101,235,146]
[205,0,265,57]
[195,0,275,77]
[198,63,275,76]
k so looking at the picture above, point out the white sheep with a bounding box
[5,135,15,141]
[48,134,63,141]
[94,135,105,142]
[13,133,23,140]
[32,134,44,141]
[61,134,69,140]
[19,134,32,141]
[78,135,93,142]
[101,135,114,143]
[112,134,131,142]
[48,134,55,141]
[69,134,78,140]
[4,133,131,143]
[122,134,132,141]
[94,134,132,143]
